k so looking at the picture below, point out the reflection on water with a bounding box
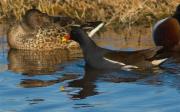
[20,74,79,88]
[67,65,150,100]
[8,49,82,75]
[1,22,180,112]
[26,98,44,105]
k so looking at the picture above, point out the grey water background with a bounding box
[0,22,180,112]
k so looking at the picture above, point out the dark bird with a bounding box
[69,27,167,70]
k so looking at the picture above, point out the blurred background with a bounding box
[0,0,180,26]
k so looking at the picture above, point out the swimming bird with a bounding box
[7,9,104,50]
[69,27,167,70]
[153,4,180,52]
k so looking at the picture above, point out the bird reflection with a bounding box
[156,51,180,61]
[156,51,180,73]
[8,49,82,76]
[20,74,79,88]
[168,52,180,63]
[67,64,154,100]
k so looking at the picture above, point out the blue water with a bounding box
[0,35,180,112]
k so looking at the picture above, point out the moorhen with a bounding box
[69,27,167,70]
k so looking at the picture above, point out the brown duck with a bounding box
[7,9,104,50]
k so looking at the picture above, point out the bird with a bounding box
[7,8,104,50]
[69,27,167,70]
[153,4,180,53]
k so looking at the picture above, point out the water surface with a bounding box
[0,23,180,112]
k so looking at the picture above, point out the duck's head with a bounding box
[23,9,57,29]
[23,9,50,29]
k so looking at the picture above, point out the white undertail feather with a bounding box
[88,22,105,37]
[151,58,168,66]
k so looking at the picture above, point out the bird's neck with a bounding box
[80,37,99,55]
[79,37,104,65]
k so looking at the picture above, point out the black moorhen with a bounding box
[70,28,167,70]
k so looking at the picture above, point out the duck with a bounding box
[7,8,104,50]
[153,4,180,53]
[69,27,167,70]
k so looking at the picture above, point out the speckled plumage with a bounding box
[7,9,78,50]
[8,49,83,75]
[10,24,73,50]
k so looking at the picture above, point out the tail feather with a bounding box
[88,22,105,37]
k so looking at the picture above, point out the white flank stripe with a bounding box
[104,57,125,65]
[122,65,139,69]
[103,57,138,71]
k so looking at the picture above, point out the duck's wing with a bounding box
[103,46,163,65]
[134,46,162,59]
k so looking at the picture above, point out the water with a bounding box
[0,23,180,112]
